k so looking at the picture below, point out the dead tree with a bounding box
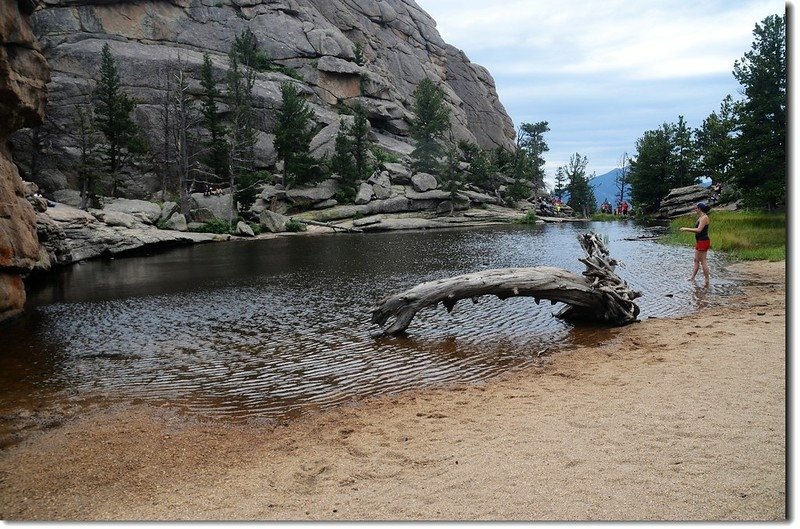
[371,231,641,335]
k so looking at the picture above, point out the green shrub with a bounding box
[191,219,234,234]
[249,223,263,235]
[518,210,538,224]
[590,213,619,222]
[334,188,356,204]
[285,219,306,232]
[370,146,400,166]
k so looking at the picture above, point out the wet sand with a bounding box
[0,260,786,521]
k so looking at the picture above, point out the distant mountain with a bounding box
[589,168,629,208]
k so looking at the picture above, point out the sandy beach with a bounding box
[0,259,786,521]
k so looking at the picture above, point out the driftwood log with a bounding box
[371,232,641,335]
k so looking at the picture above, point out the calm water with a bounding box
[0,221,737,425]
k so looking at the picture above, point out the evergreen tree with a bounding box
[468,148,492,189]
[439,146,463,201]
[410,78,451,174]
[629,124,673,210]
[331,104,372,199]
[491,147,515,185]
[350,104,371,181]
[70,106,101,210]
[230,27,271,71]
[171,65,200,217]
[275,81,316,187]
[629,118,699,211]
[673,115,699,187]
[563,153,595,217]
[731,13,786,207]
[515,121,549,190]
[93,43,146,197]
[199,53,230,185]
[615,152,631,205]
[156,63,175,197]
[226,36,257,180]
[332,119,357,197]
[695,95,737,186]
[226,30,262,223]
[553,167,567,199]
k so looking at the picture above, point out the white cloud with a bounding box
[414,0,785,180]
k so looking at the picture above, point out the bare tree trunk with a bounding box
[372,232,641,335]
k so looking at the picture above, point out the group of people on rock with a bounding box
[534,195,568,216]
[600,199,631,216]
[202,185,227,197]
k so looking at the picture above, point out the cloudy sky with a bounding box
[414,0,786,186]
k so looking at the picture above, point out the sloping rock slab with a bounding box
[38,203,223,267]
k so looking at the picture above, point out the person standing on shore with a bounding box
[680,202,712,286]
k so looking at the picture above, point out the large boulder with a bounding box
[658,185,713,218]
[259,210,290,233]
[354,182,373,205]
[166,212,187,232]
[285,179,339,206]
[103,198,163,224]
[191,193,234,221]
[368,171,392,199]
[410,173,438,192]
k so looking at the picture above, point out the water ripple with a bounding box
[1,222,739,422]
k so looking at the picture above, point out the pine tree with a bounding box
[515,121,549,190]
[410,78,450,174]
[553,167,567,199]
[350,104,371,181]
[93,43,146,197]
[332,118,357,197]
[467,147,492,189]
[225,30,262,224]
[199,53,229,186]
[629,118,699,211]
[731,13,786,208]
[171,64,200,217]
[70,106,101,210]
[275,81,316,187]
[695,96,737,186]
[615,153,631,205]
[563,153,595,217]
[673,115,699,187]
[230,27,271,71]
[331,104,373,200]
[629,125,673,211]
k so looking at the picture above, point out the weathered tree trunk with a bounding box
[371,231,641,335]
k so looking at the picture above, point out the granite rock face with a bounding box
[0,0,50,323]
[658,185,713,218]
[14,0,516,198]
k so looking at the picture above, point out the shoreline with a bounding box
[0,259,786,520]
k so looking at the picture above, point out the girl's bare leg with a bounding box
[687,250,700,281]
[699,251,710,286]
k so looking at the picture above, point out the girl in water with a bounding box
[680,202,711,286]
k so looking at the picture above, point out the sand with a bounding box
[0,260,786,521]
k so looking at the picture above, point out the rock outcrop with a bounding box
[35,202,225,269]
[12,0,516,198]
[658,185,713,218]
[0,0,49,323]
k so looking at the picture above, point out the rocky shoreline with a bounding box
[27,156,595,277]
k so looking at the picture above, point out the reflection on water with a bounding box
[0,221,739,424]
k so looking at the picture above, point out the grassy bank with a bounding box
[664,210,786,261]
